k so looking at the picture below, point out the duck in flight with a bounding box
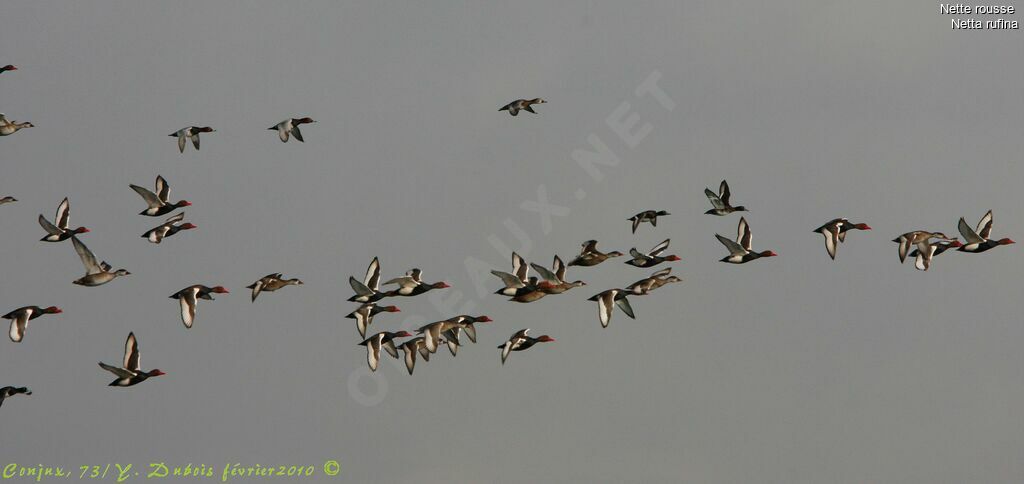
[624,239,681,268]
[704,180,747,216]
[499,329,555,364]
[169,126,214,153]
[383,268,450,297]
[908,239,962,271]
[628,210,670,234]
[3,305,62,343]
[0,113,33,136]
[812,218,871,260]
[716,217,777,264]
[39,197,89,242]
[246,273,303,302]
[359,330,413,372]
[588,289,636,328]
[892,231,953,264]
[499,98,546,116]
[625,267,680,296]
[567,240,623,267]
[141,212,196,244]
[530,255,586,294]
[0,386,31,408]
[130,175,191,217]
[99,332,165,387]
[347,303,401,338]
[956,210,1015,254]
[71,236,130,286]
[170,285,229,329]
[349,257,385,303]
[270,117,316,143]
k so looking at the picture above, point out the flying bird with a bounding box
[0,196,16,206]
[169,126,215,153]
[346,303,401,338]
[812,218,871,260]
[141,212,195,244]
[567,240,624,267]
[892,231,952,264]
[704,180,747,216]
[130,175,191,217]
[348,257,385,303]
[587,289,636,328]
[0,386,31,408]
[398,336,433,375]
[98,332,165,387]
[70,236,130,286]
[908,239,963,271]
[269,117,316,143]
[498,329,555,364]
[383,268,450,297]
[39,197,89,242]
[170,285,229,329]
[3,305,62,343]
[956,210,1015,254]
[0,65,18,75]
[499,98,546,116]
[246,273,303,302]
[716,217,777,264]
[628,210,670,233]
[624,238,681,268]
[530,255,586,294]
[359,331,412,372]
[625,267,681,295]
[0,113,33,136]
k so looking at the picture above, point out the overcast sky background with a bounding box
[2,2,1023,483]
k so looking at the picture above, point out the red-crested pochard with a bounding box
[956,210,1015,254]
[130,175,191,217]
[716,217,777,264]
[346,303,400,338]
[170,285,229,329]
[169,126,215,153]
[98,332,165,387]
[587,289,636,328]
[141,212,196,244]
[359,330,413,372]
[3,305,61,343]
[628,210,670,233]
[269,117,315,143]
[624,238,681,268]
[812,218,871,260]
[39,197,89,242]
[704,180,748,216]
[498,329,555,364]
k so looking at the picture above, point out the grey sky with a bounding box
[2,1,1023,483]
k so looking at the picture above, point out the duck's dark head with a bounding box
[148,369,166,377]
[657,210,670,216]
[211,286,229,294]
[760,250,778,257]
[734,206,749,212]
[474,315,493,323]
[296,117,316,124]
[432,281,450,289]
[74,227,90,234]
[1,65,17,71]
[44,306,63,314]
[383,305,400,313]
[196,126,215,133]
[998,238,1015,245]
[665,255,681,261]
[114,269,131,276]
[180,223,198,230]
[536,335,555,343]
[393,331,413,338]
[853,223,872,230]
[175,200,192,208]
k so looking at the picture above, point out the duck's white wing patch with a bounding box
[898,236,911,263]
[155,176,170,203]
[8,310,29,343]
[180,289,198,329]
[738,218,752,251]
[403,346,417,374]
[977,211,994,240]
[124,332,140,371]
[719,180,732,205]
[512,253,528,283]
[598,294,613,328]
[823,227,839,260]
[366,339,380,371]
[364,257,381,291]
[55,198,70,230]
[501,340,514,364]
[649,239,671,257]
[278,124,290,142]
[178,135,187,153]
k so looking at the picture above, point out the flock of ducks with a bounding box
[0,63,1015,407]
